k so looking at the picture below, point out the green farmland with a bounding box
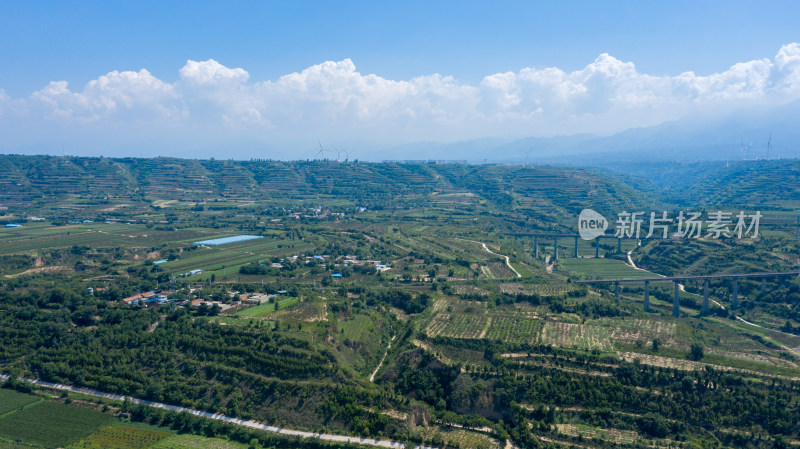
[0,394,116,448]
[556,257,662,279]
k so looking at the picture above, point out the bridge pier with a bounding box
[554,236,558,261]
[574,236,579,258]
[617,238,622,253]
[761,278,767,295]
[534,236,539,259]
[574,271,800,319]
[595,238,600,258]
[673,281,681,317]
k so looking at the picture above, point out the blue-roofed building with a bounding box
[5,224,20,228]
[331,273,343,278]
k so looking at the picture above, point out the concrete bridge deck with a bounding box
[575,271,800,317]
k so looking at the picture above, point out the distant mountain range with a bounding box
[382,99,800,165]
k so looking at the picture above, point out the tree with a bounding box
[209,303,221,316]
[652,338,661,352]
[688,344,704,361]
[197,302,210,316]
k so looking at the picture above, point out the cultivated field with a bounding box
[0,389,40,415]
[69,425,171,449]
[0,400,116,448]
[540,321,614,351]
[556,257,660,280]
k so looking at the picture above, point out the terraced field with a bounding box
[483,314,544,343]
[486,261,516,279]
[556,257,660,279]
[499,282,579,296]
[540,321,614,351]
[426,313,490,339]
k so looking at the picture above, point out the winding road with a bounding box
[369,335,396,382]
[453,238,522,278]
[479,242,521,278]
[457,239,521,278]
[0,373,437,449]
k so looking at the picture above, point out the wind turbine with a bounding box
[740,140,752,160]
[315,141,329,160]
[524,147,534,166]
[766,133,772,160]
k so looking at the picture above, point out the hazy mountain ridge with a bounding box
[382,98,800,164]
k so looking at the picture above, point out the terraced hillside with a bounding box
[601,159,800,208]
[0,156,653,218]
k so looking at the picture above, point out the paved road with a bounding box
[0,374,437,449]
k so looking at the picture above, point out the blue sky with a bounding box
[1,1,800,159]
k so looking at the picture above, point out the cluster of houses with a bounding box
[283,206,347,220]
[121,288,281,310]
[274,254,392,273]
[341,255,391,271]
[122,290,172,307]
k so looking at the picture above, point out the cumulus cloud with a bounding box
[254,60,481,132]
[4,43,800,152]
[180,59,249,87]
[258,59,412,122]
[29,69,180,122]
[177,59,263,125]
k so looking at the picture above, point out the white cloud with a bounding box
[259,59,412,122]
[4,44,800,152]
[771,42,800,92]
[179,59,249,87]
[29,69,180,122]
[177,60,263,125]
